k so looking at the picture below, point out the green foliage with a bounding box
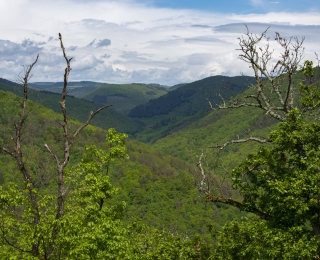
[0,128,130,259]
[299,60,320,110]
[232,109,320,228]
[0,90,219,258]
[127,219,211,259]
[213,65,320,258]
[301,60,315,79]
[55,130,129,259]
[212,216,319,259]
[109,139,228,239]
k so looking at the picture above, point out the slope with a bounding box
[0,78,142,135]
[151,69,313,175]
[129,75,257,143]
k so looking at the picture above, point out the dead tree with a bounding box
[0,33,111,258]
[199,26,308,213]
[209,26,305,123]
[205,26,306,153]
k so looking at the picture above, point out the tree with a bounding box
[0,33,209,260]
[0,33,128,259]
[201,27,320,258]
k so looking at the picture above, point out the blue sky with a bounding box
[142,0,319,13]
[0,0,319,85]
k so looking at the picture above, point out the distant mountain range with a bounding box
[1,75,256,142]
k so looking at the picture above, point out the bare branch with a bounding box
[47,34,113,222]
[212,26,305,123]
[69,104,113,147]
[1,54,41,256]
[44,144,60,165]
[0,146,16,158]
[209,136,270,150]
[197,151,208,194]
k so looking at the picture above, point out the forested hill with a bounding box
[0,88,242,253]
[82,83,169,115]
[0,78,142,135]
[128,75,257,143]
[128,75,256,118]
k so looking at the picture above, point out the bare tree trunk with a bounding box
[0,55,41,256]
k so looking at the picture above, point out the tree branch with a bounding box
[69,104,113,147]
[1,229,32,254]
[206,194,270,220]
[209,136,270,150]
[196,151,208,193]
[212,26,304,123]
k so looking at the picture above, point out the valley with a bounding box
[1,58,319,258]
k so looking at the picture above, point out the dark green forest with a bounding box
[1,29,320,259]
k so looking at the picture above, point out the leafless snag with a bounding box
[199,26,306,219]
[42,34,112,254]
[206,26,305,150]
[213,26,304,122]
[195,150,232,200]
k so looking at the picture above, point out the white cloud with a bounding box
[0,0,319,85]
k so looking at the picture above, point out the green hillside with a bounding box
[0,88,244,247]
[129,75,257,143]
[0,78,142,135]
[83,83,169,114]
[151,68,315,189]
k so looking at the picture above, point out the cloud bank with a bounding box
[0,0,319,85]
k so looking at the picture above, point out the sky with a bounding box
[0,0,319,85]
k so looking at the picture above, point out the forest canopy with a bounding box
[1,28,320,259]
